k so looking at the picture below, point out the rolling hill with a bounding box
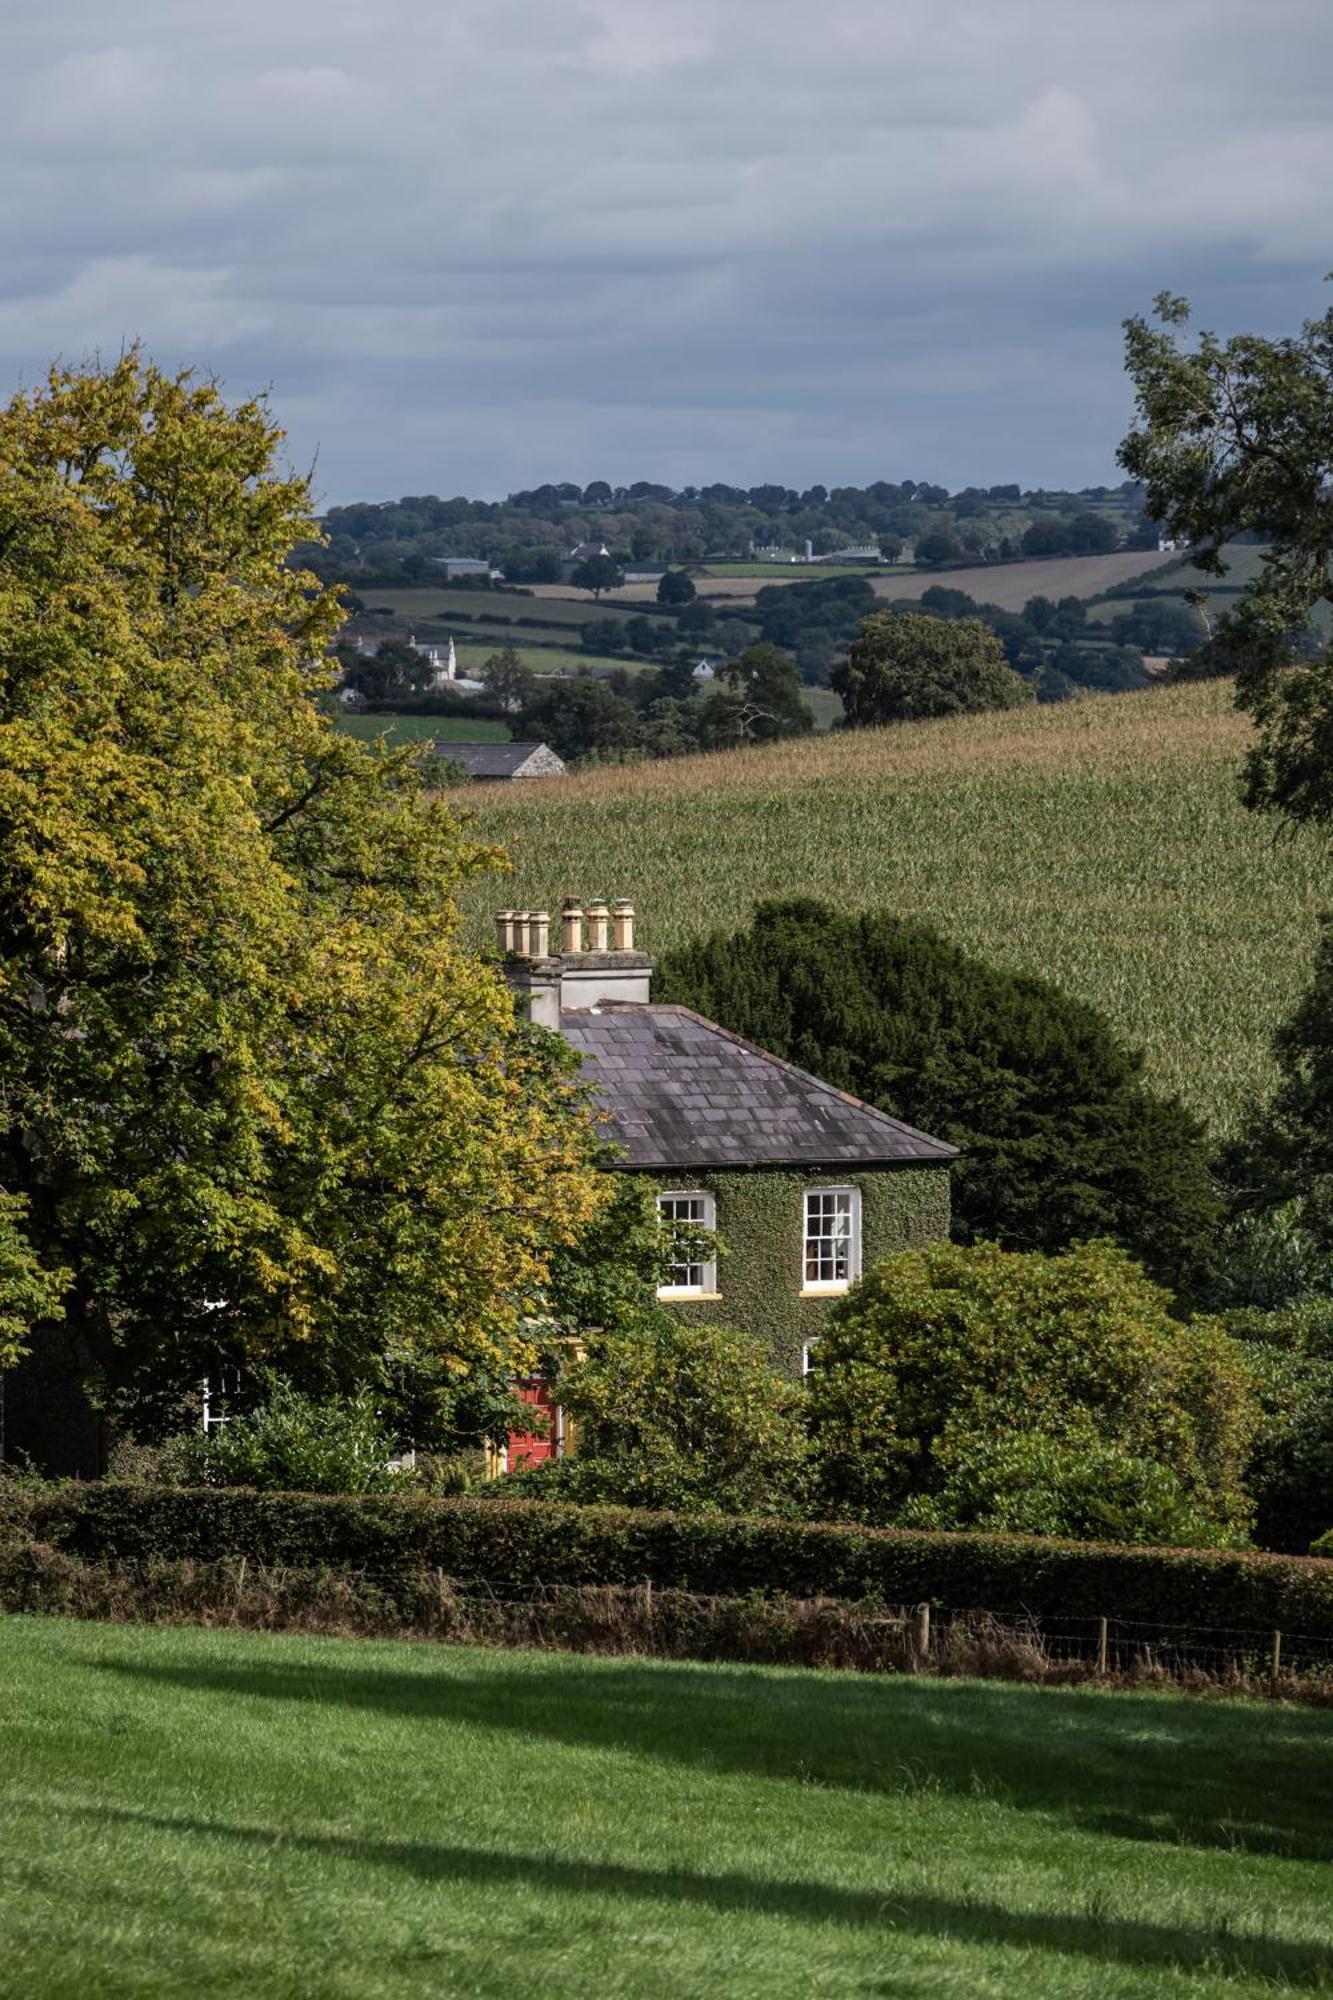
[461,681,1332,1133]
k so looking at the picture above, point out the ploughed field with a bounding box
[463,681,1332,1133]
[4,1617,1331,2000]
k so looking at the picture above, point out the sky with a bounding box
[4,1,1331,506]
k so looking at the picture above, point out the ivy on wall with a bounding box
[647,1165,951,1374]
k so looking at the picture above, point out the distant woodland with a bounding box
[299,476,1159,584]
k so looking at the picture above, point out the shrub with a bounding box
[1236,1342,1333,1553]
[1222,1301,1333,1553]
[508,1319,809,1515]
[806,1240,1258,1543]
[654,898,1221,1290]
[162,1380,411,1496]
[9,1483,1333,1637]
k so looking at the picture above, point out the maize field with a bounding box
[463,682,1333,1133]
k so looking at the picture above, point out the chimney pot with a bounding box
[530,909,551,957]
[612,899,635,952]
[512,910,532,958]
[495,908,517,955]
[586,898,610,952]
[561,898,585,955]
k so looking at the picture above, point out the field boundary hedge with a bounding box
[3,1484,1332,1637]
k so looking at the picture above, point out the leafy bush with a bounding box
[10,1483,1333,1636]
[654,898,1221,1289]
[507,1319,809,1516]
[895,1425,1232,1548]
[1219,1299,1333,1553]
[1233,1341,1333,1554]
[162,1380,411,1496]
[806,1240,1257,1544]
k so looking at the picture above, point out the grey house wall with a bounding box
[646,1162,951,1376]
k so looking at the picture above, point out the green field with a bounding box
[463,681,1333,1132]
[335,714,511,748]
[357,586,643,631]
[4,1618,1330,2000]
[804,685,844,730]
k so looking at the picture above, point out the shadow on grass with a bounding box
[101,1653,1333,1865]
[67,1803,1333,1988]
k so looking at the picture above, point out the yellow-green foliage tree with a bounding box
[807,1240,1257,1545]
[0,354,609,1434]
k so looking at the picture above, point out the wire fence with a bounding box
[392,1574,1333,1689]
[9,1540,1333,1697]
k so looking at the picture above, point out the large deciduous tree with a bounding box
[833,612,1032,726]
[570,554,624,600]
[1119,290,1333,823]
[655,899,1221,1291]
[0,354,609,1438]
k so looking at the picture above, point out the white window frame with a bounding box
[201,1364,243,1434]
[802,1339,821,1378]
[802,1186,861,1294]
[657,1190,718,1298]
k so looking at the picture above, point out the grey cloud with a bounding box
[2,0,1331,498]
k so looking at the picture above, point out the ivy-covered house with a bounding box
[498,897,955,1463]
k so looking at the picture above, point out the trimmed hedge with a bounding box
[4,1483,1333,1637]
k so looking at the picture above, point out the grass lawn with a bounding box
[464,681,1333,1132]
[334,714,511,747]
[4,1618,1331,2000]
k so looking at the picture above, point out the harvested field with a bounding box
[529,550,1178,611]
[871,550,1180,611]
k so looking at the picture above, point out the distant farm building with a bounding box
[436,741,568,783]
[430,557,504,580]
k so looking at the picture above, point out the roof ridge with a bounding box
[590,1003,958,1160]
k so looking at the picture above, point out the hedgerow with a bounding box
[4,1483,1332,1637]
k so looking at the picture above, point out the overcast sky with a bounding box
[4,1,1331,504]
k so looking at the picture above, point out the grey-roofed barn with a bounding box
[435,740,567,781]
[562,1004,956,1172]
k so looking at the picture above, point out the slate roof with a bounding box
[433,740,564,780]
[561,1004,957,1171]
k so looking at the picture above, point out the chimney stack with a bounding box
[497,891,651,1019]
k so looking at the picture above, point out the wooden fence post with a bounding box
[910,1602,931,1670]
[1270,1629,1282,1693]
[1096,1617,1109,1677]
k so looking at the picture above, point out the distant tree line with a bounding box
[295,476,1157,585]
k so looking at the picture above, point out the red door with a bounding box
[506,1379,562,1472]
